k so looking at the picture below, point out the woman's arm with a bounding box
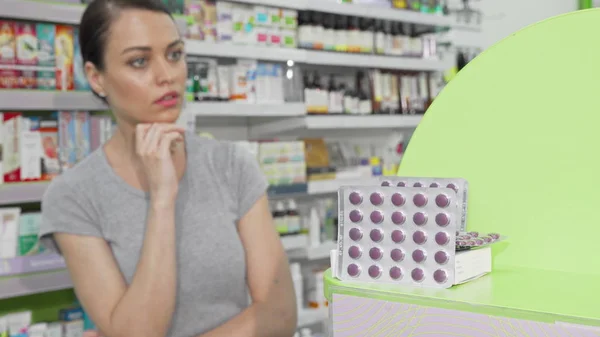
[56,203,177,337]
[199,194,297,337]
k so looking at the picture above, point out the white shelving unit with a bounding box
[288,242,337,261]
[249,115,423,137]
[0,91,107,111]
[186,102,306,117]
[0,270,73,301]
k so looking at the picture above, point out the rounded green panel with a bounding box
[399,9,600,273]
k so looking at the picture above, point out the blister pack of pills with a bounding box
[337,185,461,288]
[456,232,504,251]
[380,176,469,232]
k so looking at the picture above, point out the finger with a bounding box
[135,124,151,154]
[142,124,162,154]
[158,132,183,157]
[156,124,186,135]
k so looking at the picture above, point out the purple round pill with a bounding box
[349,192,363,205]
[347,264,361,277]
[413,231,427,245]
[370,210,384,224]
[391,193,406,207]
[370,229,383,242]
[435,232,450,246]
[412,249,426,263]
[390,248,405,262]
[381,181,391,187]
[391,230,406,243]
[368,265,382,279]
[458,240,468,246]
[469,231,479,237]
[413,212,428,226]
[411,268,425,282]
[396,181,406,187]
[413,182,423,187]
[413,193,428,207]
[369,247,383,260]
[433,269,448,283]
[435,194,451,208]
[446,183,458,192]
[489,233,500,240]
[389,267,403,280]
[429,182,439,187]
[348,246,362,259]
[482,236,493,243]
[370,192,384,206]
[349,228,363,241]
[435,213,450,227]
[475,239,485,246]
[391,212,406,225]
[434,251,449,265]
[349,210,363,223]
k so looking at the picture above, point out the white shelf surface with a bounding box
[303,50,447,71]
[186,40,305,62]
[0,182,50,205]
[186,102,306,117]
[308,177,380,195]
[0,0,84,24]
[0,91,107,111]
[0,270,72,300]
[298,308,328,327]
[250,114,423,137]
[288,242,337,261]
[281,235,309,251]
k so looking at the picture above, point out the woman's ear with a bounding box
[84,61,106,98]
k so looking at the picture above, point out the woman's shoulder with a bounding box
[43,149,105,199]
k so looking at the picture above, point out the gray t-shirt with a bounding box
[39,133,268,337]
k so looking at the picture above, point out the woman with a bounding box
[39,0,297,336]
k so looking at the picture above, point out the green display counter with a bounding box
[324,8,600,336]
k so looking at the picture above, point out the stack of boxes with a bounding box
[0,111,113,185]
[0,20,90,91]
[186,0,298,48]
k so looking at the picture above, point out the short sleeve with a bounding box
[39,177,103,253]
[229,143,269,220]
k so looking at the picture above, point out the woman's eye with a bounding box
[129,58,147,68]
[168,50,183,61]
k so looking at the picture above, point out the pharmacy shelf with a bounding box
[0,270,72,300]
[281,235,309,250]
[234,0,452,27]
[0,90,107,111]
[185,40,305,62]
[0,0,84,24]
[298,308,328,327]
[288,242,337,261]
[307,177,379,195]
[186,102,306,117]
[250,114,423,137]
[303,50,448,71]
[0,182,50,205]
[185,41,449,71]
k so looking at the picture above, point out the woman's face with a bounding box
[86,9,187,125]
